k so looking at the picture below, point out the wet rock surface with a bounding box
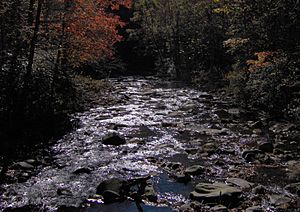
[0,77,300,211]
[190,182,242,206]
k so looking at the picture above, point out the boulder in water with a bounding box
[102,133,126,146]
[258,142,274,153]
[143,180,157,202]
[96,178,126,203]
[190,182,242,207]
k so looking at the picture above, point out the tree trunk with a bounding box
[173,11,181,80]
[0,14,4,72]
[28,0,36,26]
[24,0,43,92]
[50,0,69,111]
[23,0,43,116]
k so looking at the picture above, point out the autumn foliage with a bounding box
[246,52,275,72]
[0,0,132,139]
[54,0,132,66]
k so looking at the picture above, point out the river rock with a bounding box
[199,93,213,99]
[258,142,274,153]
[190,182,242,206]
[226,178,254,190]
[269,123,298,133]
[242,149,264,162]
[245,206,264,212]
[249,121,264,129]
[25,159,37,165]
[142,89,156,96]
[102,133,126,146]
[285,183,300,196]
[184,165,205,175]
[175,173,191,183]
[203,142,217,154]
[96,178,125,203]
[57,187,72,196]
[185,148,198,154]
[181,103,197,111]
[179,203,193,212]
[57,206,82,212]
[216,148,235,155]
[215,109,231,119]
[268,195,292,207]
[253,129,262,134]
[252,185,266,194]
[17,162,34,170]
[273,148,284,155]
[162,122,176,127]
[205,128,228,136]
[170,162,181,170]
[228,108,240,116]
[143,180,157,202]
[73,167,92,175]
[211,205,228,211]
[287,160,300,182]
[168,111,185,117]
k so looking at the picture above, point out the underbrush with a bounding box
[0,72,113,161]
[225,52,300,121]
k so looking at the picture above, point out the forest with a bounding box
[0,0,300,211]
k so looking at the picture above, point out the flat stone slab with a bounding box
[226,178,254,189]
[190,182,242,206]
[17,162,34,170]
[184,165,205,175]
[268,195,292,206]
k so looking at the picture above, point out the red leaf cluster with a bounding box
[52,0,132,66]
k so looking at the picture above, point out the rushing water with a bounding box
[0,77,297,211]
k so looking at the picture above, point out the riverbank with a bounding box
[0,75,117,182]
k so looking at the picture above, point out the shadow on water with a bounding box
[153,172,194,198]
[86,172,192,212]
[86,200,174,212]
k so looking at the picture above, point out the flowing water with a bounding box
[0,77,299,211]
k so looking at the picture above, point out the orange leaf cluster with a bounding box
[246,51,275,72]
[53,0,132,66]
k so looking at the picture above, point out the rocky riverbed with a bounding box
[0,77,300,211]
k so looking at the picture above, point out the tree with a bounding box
[131,0,228,81]
[50,0,132,68]
[0,0,132,136]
